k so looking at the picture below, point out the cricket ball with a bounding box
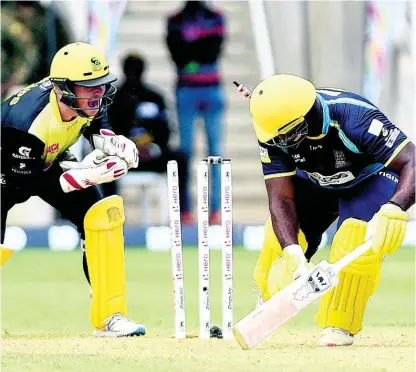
[210,325,223,339]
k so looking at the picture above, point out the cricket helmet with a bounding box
[249,74,316,148]
[49,42,117,118]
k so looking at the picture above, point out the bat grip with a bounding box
[331,240,373,274]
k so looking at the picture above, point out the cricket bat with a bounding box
[233,240,373,349]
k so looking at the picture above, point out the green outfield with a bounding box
[1,247,414,372]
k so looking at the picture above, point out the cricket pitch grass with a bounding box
[2,247,414,371]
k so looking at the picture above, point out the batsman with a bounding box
[242,74,415,346]
[1,42,145,337]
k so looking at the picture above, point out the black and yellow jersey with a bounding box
[259,89,410,189]
[1,78,111,185]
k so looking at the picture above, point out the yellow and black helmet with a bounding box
[249,74,316,148]
[50,42,117,117]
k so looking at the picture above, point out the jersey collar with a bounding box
[306,93,330,140]
[50,91,87,126]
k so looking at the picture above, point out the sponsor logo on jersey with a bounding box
[377,171,399,183]
[306,170,355,186]
[11,166,31,175]
[385,128,400,148]
[18,146,32,157]
[309,145,322,151]
[292,153,306,163]
[259,145,271,163]
[47,143,60,154]
[333,150,348,169]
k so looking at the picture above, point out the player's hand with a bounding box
[266,245,313,298]
[92,129,139,169]
[366,203,407,255]
[59,152,128,193]
[116,135,139,169]
[60,149,110,170]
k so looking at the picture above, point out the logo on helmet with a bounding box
[91,57,102,71]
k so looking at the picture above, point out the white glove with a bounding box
[60,149,111,170]
[59,149,128,193]
[284,244,312,280]
[92,129,139,169]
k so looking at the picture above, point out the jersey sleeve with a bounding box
[258,142,296,179]
[1,126,46,185]
[341,110,409,166]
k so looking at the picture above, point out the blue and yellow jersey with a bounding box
[260,89,410,189]
[1,78,110,184]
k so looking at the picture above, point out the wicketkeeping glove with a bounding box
[366,203,408,255]
[92,129,139,169]
[59,149,128,193]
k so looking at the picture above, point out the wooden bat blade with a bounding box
[233,240,373,349]
[233,260,337,349]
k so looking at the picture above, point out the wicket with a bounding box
[167,156,234,340]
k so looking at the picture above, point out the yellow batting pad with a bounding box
[315,218,383,335]
[0,246,14,266]
[84,195,127,329]
[253,215,308,301]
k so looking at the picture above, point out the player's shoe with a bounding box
[319,327,354,346]
[94,313,146,337]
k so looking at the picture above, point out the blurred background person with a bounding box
[1,1,70,99]
[1,2,39,99]
[102,52,191,221]
[165,0,227,224]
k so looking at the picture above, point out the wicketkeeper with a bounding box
[1,42,145,337]
[242,74,415,346]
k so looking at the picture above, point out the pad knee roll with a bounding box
[315,218,382,334]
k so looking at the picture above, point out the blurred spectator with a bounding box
[165,0,226,224]
[1,2,39,99]
[102,53,191,221]
[1,1,70,98]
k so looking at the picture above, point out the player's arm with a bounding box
[265,176,299,248]
[385,141,415,211]
[343,110,413,255]
[255,144,312,302]
[0,126,46,184]
[260,143,299,248]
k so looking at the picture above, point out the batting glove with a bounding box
[267,244,313,297]
[366,203,407,255]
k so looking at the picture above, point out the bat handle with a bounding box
[331,240,373,274]
[233,81,252,98]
